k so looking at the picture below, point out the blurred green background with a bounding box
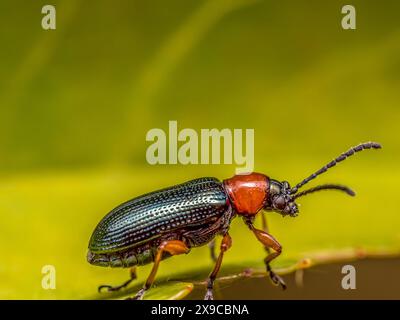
[0,0,399,299]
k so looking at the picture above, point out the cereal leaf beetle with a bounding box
[87,141,381,299]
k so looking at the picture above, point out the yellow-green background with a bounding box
[0,0,399,299]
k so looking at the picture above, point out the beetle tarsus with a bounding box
[268,268,287,290]
[98,278,134,293]
[129,288,146,300]
[98,267,137,293]
[204,289,214,300]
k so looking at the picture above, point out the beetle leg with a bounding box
[208,239,217,262]
[129,240,190,300]
[98,267,137,293]
[260,212,273,255]
[204,233,232,300]
[247,221,286,290]
[261,211,269,233]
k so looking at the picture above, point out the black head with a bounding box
[267,180,298,217]
[265,142,381,217]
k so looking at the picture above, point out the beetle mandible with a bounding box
[87,142,381,300]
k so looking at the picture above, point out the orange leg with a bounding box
[204,233,232,300]
[261,212,269,233]
[98,267,137,293]
[260,213,273,259]
[247,220,286,290]
[131,240,190,300]
[260,212,273,257]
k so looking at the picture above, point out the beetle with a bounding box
[87,141,381,300]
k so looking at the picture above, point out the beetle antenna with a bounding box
[289,142,381,194]
[292,184,355,199]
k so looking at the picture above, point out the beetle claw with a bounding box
[130,288,146,300]
[98,285,112,293]
[268,271,287,290]
[98,276,136,293]
[204,289,214,300]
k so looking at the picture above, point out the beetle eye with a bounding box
[282,181,290,190]
[274,196,286,210]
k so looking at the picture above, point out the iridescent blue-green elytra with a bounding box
[87,177,233,268]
